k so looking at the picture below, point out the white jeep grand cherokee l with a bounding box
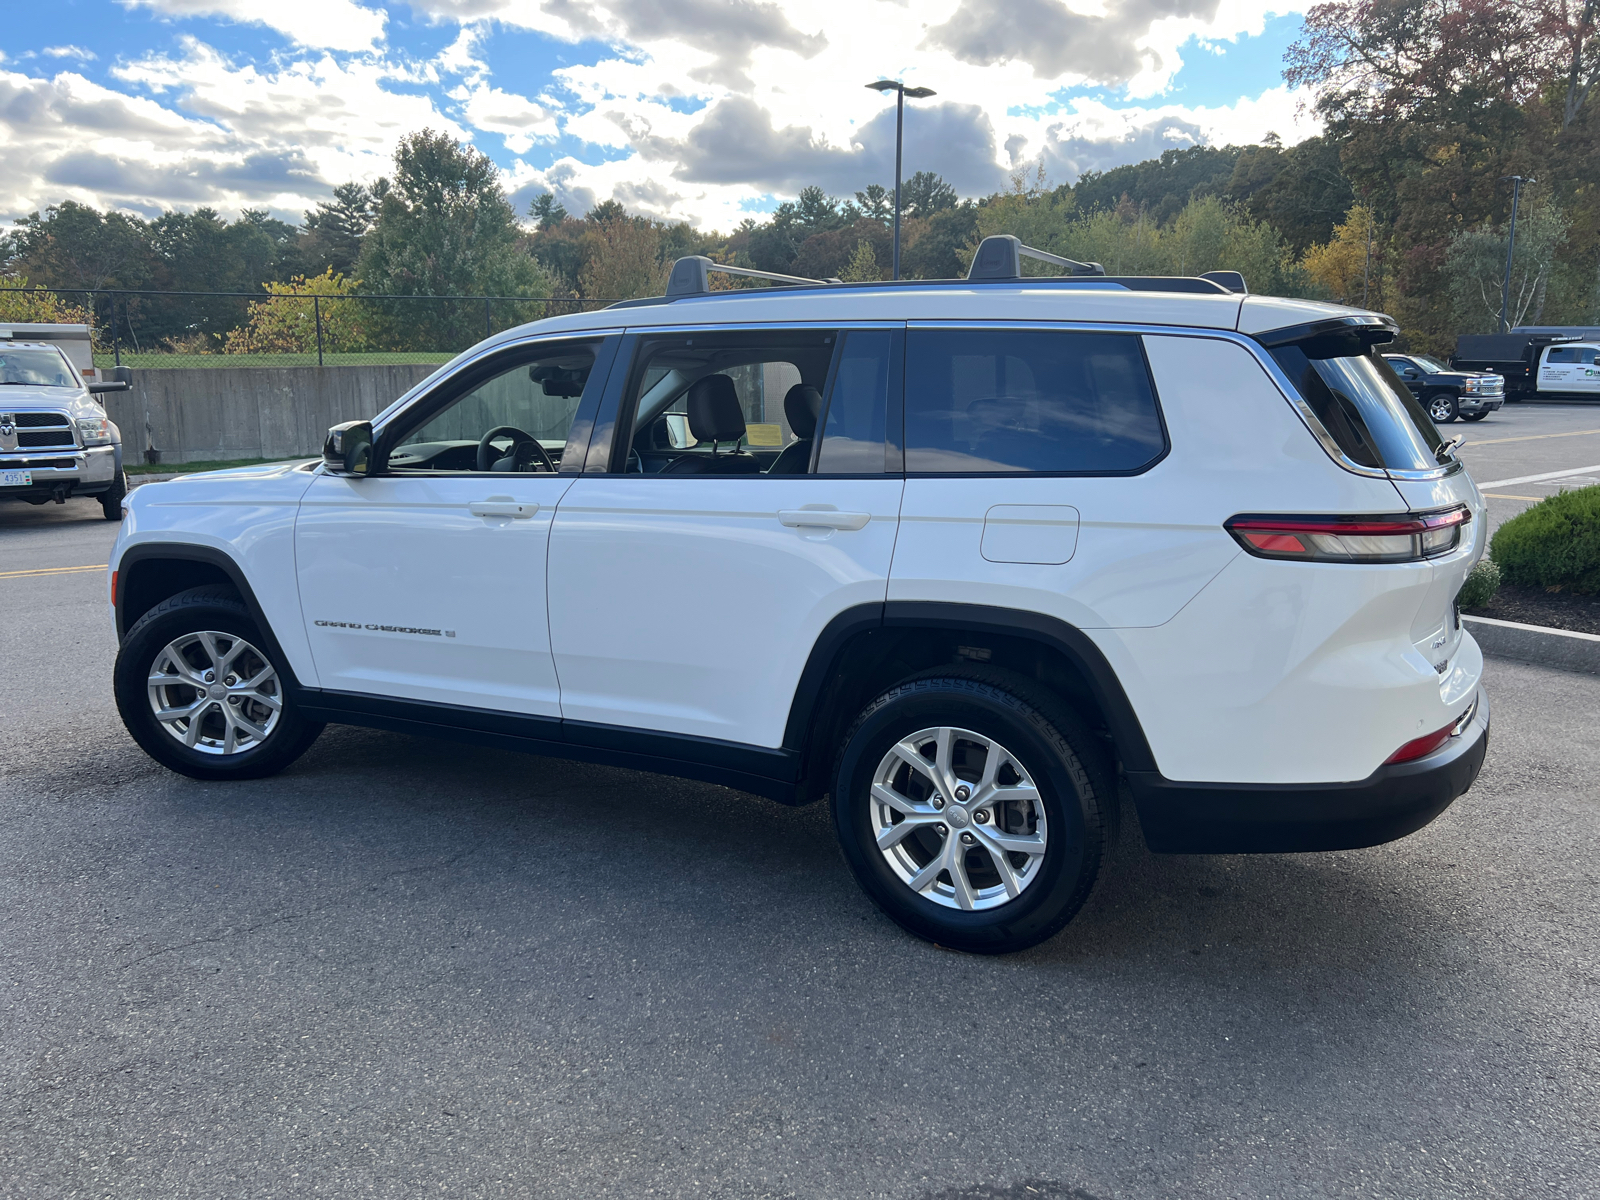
[108,238,1489,953]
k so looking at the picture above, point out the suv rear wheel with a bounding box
[114,587,324,780]
[831,669,1112,954]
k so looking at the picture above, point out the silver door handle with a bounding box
[778,509,870,531]
[469,499,538,519]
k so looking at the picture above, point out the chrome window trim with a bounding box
[388,318,1467,483]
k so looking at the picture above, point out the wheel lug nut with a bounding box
[931,796,945,810]
[975,809,990,823]
[960,831,976,845]
[227,695,240,705]
[203,671,215,683]
[935,823,948,836]
[955,786,970,802]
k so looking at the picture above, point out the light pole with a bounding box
[866,79,936,280]
[1499,175,1534,334]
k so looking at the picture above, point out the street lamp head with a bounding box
[902,86,937,99]
[866,80,900,92]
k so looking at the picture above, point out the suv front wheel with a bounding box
[114,587,324,780]
[831,670,1113,954]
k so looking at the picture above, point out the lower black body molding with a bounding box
[1127,689,1490,853]
[293,688,803,804]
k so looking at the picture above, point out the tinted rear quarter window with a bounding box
[904,329,1166,474]
[1270,341,1443,471]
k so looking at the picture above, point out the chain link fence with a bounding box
[0,286,617,368]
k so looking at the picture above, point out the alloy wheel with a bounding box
[1429,396,1455,422]
[869,725,1048,911]
[146,631,282,755]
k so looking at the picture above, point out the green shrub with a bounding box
[1456,558,1501,608]
[1488,485,1600,594]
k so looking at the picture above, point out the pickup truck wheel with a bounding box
[831,670,1112,954]
[1425,391,1459,423]
[1460,411,1490,422]
[99,471,128,521]
[115,587,324,780]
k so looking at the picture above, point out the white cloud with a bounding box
[120,0,389,53]
[2,0,1319,228]
[458,83,561,154]
[43,46,99,62]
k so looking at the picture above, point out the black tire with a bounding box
[114,586,324,780]
[1425,390,1459,423]
[99,470,128,521]
[1460,410,1490,422]
[831,668,1113,954]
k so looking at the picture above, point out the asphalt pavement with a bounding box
[2,409,1598,1200]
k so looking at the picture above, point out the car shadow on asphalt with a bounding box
[160,722,1480,996]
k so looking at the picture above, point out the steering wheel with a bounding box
[477,425,557,473]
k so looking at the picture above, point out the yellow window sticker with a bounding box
[745,423,784,446]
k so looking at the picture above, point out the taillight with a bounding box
[1386,699,1476,764]
[1225,506,1469,563]
[1385,722,1456,764]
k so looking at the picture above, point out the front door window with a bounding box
[386,345,598,474]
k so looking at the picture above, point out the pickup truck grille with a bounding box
[5,411,76,450]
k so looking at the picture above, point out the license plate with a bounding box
[1,469,32,487]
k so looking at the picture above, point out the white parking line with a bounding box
[1475,464,1600,489]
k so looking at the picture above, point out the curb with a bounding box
[1464,614,1600,675]
[127,473,182,487]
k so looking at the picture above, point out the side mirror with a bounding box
[323,420,373,475]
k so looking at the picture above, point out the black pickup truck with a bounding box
[1382,353,1505,423]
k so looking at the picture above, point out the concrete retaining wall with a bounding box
[103,365,439,463]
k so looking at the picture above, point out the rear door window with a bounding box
[904,328,1166,475]
[1270,341,1444,471]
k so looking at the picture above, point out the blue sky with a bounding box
[0,0,1318,230]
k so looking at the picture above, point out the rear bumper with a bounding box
[1128,688,1490,853]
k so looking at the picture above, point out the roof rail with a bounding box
[967,234,1104,281]
[665,255,838,299]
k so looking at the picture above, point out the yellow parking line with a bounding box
[1463,428,1600,447]
[1483,493,1544,501]
[0,563,108,579]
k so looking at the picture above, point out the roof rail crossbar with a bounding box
[966,234,1104,281]
[1200,270,1248,295]
[665,255,837,299]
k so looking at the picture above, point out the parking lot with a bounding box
[2,404,1598,1199]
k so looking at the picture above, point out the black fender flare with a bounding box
[780,600,1157,774]
[114,543,305,690]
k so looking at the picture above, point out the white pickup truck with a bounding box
[1452,331,1600,400]
[0,328,128,520]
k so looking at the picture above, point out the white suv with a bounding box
[108,238,1490,953]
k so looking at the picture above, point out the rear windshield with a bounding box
[1271,342,1443,471]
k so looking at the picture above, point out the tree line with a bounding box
[4,0,1597,356]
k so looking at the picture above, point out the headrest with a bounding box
[783,384,823,439]
[686,374,746,443]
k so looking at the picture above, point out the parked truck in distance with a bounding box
[1451,328,1600,401]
